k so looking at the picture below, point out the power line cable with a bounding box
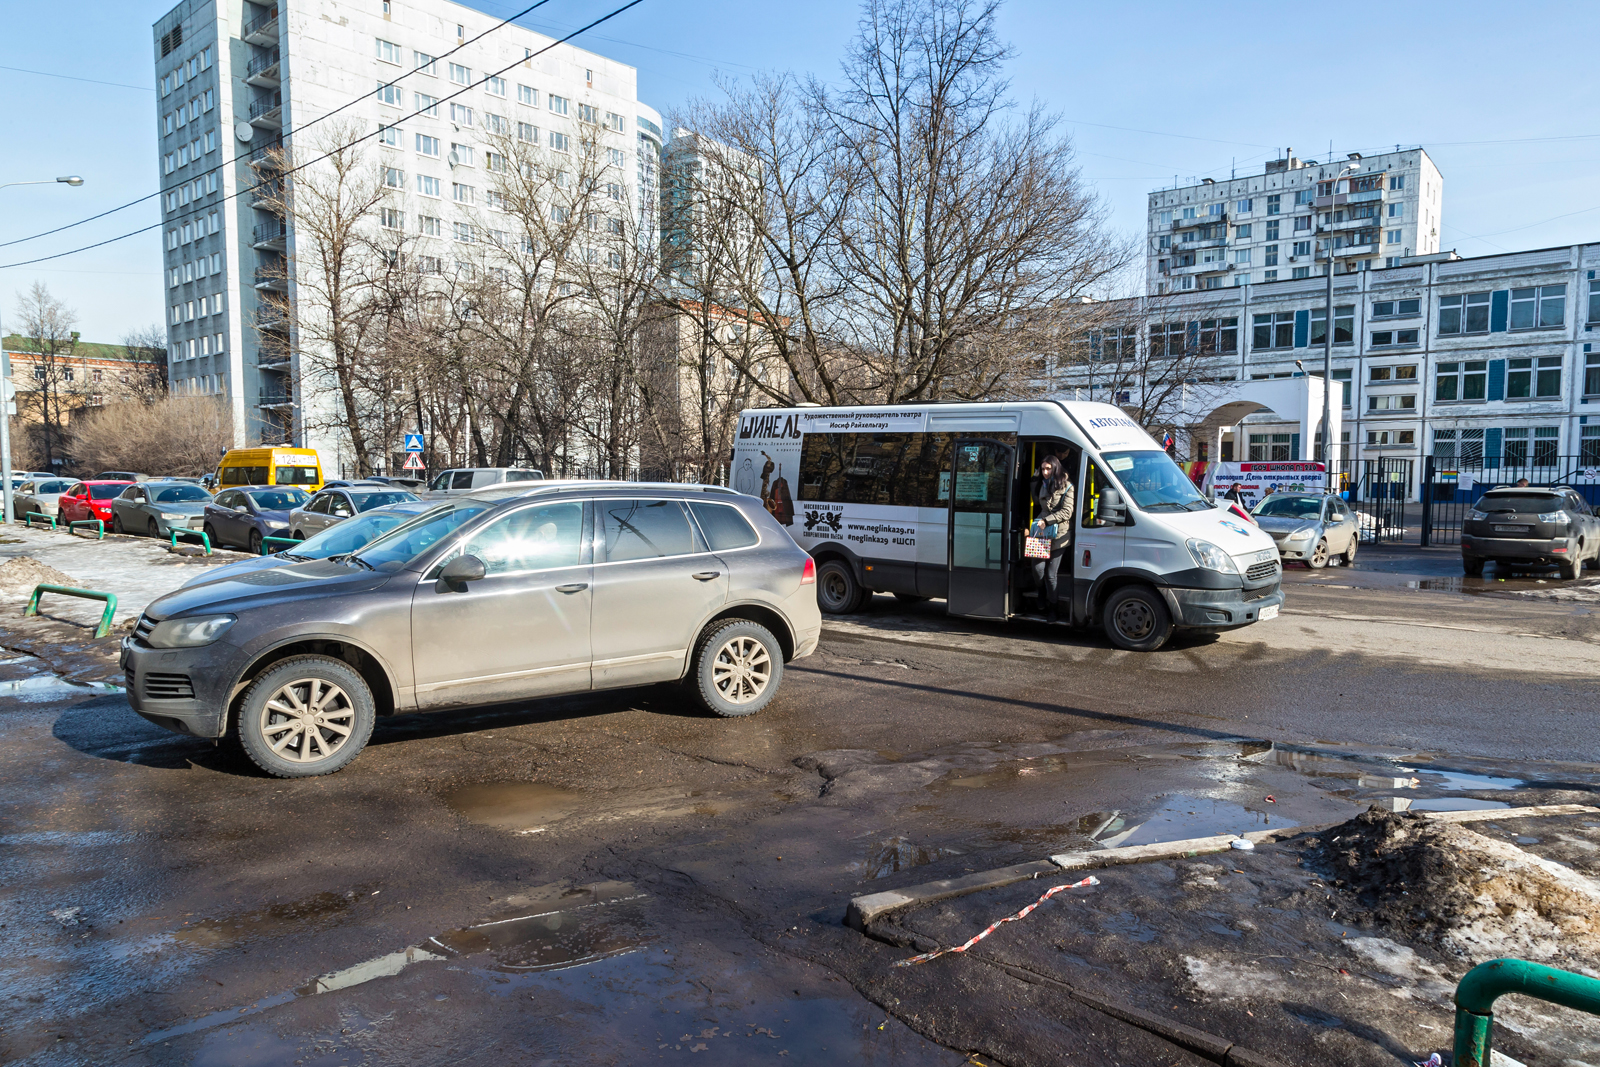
[1,0,648,270]
[0,63,153,92]
[0,0,557,251]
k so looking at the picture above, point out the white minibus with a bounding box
[731,400,1283,651]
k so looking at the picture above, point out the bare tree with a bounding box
[119,323,170,403]
[10,282,86,469]
[70,397,234,477]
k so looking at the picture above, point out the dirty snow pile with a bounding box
[1315,809,1600,965]
[0,556,81,598]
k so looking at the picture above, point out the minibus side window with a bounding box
[1082,460,1115,528]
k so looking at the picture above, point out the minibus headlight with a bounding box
[1186,539,1237,574]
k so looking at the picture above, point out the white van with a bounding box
[731,401,1283,651]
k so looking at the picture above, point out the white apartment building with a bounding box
[152,0,665,459]
[1147,148,1443,296]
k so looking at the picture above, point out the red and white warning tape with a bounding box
[893,876,1101,967]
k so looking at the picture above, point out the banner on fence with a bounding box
[1203,461,1327,509]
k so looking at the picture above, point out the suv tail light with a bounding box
[801,557,815,585]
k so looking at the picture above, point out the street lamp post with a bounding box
[0,176,86,523]
[1318,161,1359,493]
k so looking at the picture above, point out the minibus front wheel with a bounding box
[1102,585,1173,652]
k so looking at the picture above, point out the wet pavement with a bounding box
[3,571,1600,1065]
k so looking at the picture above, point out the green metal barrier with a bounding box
[22,512,57,530]
[25,584,118,639]
[169,528,211,555]
[261,535,299,555]
[69,519,105,540]
[1454,958,1600,1067]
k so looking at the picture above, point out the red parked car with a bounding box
[56,480,134,528]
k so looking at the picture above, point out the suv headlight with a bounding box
[1187,538,1238,574]
[1538,511,1568,524]
[148,614,236,648]
[1468,509,1488,521]
[1286,526,1316,541]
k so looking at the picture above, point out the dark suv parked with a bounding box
[1461,486,1600,579]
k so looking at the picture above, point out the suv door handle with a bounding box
[691,571,721,581]
[555,583,588,594]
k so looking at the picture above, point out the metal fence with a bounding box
[1345,458,1413,543]
[1420,453,1600,546]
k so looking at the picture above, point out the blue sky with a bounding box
[3,0,1597,342]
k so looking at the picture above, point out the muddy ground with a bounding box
[3,543,1600,1065]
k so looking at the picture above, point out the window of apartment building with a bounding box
[1234,249,1251,265]
[414,51,436,75]
[1502,427,1560,467]
[376,38,401,64]
[1266,194,1280,216]
[518,84,538,107]
[608,147,626,167]
[418,215,441,236]
[417,174,441,197]
[1330,367,1352,406]
[1366,429,1415,447]
[486,75,506,97]
[380,207,403,230]
[1370,365,1418,383]
[416,133,439,157]
[1148,321,1185,357]
[382,167,404,188]
[1235,223,1251,240]
[1372,298,1420,318]
[1583,425,1600,466]
[486,151,508,173]
[1310,305,1355,345]
[1439,291,1491,334]
[1368,394,1416,412]
[203,89,214,112]
[449,62,471,85]
[1316,181,1334,197]
[549,131,570,152]
[1294,190,1314,206]
[1292,266,1311,279]
[1207,203,1223,217]
[1389,175,1405,191]
[1385,203,1404,219]
[1252,312,1295,349]
[452,182,475,203]
[453,221,474,243]
[450,103,474,126]
[1293,216,1312,232]
[1248,433,1292,461]
[577,103,599,124]
[550,205,569,223]
[1157,209,1172,226]
[1370,328,1420,347]
[1257,244,1276,267]
[1436,360,1488,401]
[377,82,403,107]
[450,143,474,166]
[1180,206,1196,220]
[1236,198,1253,214]
[548,94,569,116]
[517,122,538,144]
[486,190,507,211]
[414,92,438,116]
[1509,284,1565,329]
[1199,317,1238,354]
[1506,355,1562,399]
[484,113,508,135]
[1262,270,1279,282]
[1386,229,1403,244]
[605,112,626,132]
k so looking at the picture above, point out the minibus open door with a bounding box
[946,438,1013,619]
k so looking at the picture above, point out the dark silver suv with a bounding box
[121,483,821,777]
[1461,486,1600,579]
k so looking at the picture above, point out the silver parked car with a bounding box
[112,481,215,537]
[1250,491,1359,568]
[122,483,822,778]
[289,486,418,539]
[426,467,545,495]
[14,478,76,521]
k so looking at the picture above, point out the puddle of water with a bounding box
[172,889,369,950]
[442,780,585,831]
[1250,744,1421,790]
[1407,798,1510,812]
[846,836,961,879]
[422,880,649,973]
[0,672,123,702]
[1079,795,1294,848]
[1418,769,1525,791]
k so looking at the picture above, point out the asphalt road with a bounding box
[4,557,1599,1066]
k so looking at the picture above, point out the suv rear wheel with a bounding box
[1463,554,1484,576]
[1559,554,1581,581]
[688,619,784,717]
[236,656,376,778]
[815,559,865,614]
[1103,585,1173,652]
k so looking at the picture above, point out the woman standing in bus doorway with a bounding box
[1030,454,1075,623]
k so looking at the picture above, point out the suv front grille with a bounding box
[144,673,195,700]
[1245,560,1279,582]
[134,613,157,644]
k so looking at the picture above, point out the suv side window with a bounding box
[460,501,585,574]
[600,499,699,562]
[306,494,330,514]
[330,494,355,517]
[429,471,454,491]
[688,502,759,550]
[452,471,476,490]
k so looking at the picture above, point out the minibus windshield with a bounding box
[1101,450,1211,512]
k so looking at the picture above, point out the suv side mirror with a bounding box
[1100,487,1129,525]
[437,554,487,592]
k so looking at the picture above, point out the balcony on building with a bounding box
[253,264,288,292]
[250,136,283,166]
[1168,259,1230,277]
[242,5,279,45]
[248,93,283,130]
[248,177,283,210]
[1171,212,1227,231]
[252,219,288,250]
[1325,214,1381,234]
[259,388,294,410]
[245,48,281,87]
[254,303,290,334]
[256,333,292,369]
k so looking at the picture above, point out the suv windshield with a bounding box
[1101,450,1209,512]
[1254,495,1322,519]
[1475,493,1564,514]
[350,491,416,512]
[249,488,309,510]
[289,509,420,560]
[153,485,211,503]
[351,501,490,571]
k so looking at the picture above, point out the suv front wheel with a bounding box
[688,619,784,718]
[237,655,376,777]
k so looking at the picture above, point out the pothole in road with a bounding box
[173,888,372,950]
[420,880,650,974]
[848,835,963,879]
[442,780,586,833]
[1077,795,1298,848]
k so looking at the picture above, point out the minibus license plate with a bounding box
[1258,604,1279,621]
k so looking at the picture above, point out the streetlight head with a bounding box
[57,176,85,187]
